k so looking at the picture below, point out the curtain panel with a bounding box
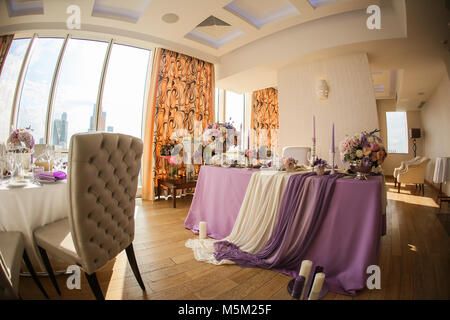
[251,87,279,149]
[142,48,215,200]
[0,34,14,76]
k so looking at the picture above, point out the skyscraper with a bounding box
[52,112,68,148]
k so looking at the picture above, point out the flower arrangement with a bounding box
[160,142,175,156]
[7,127,35,152]
[202,122,237,149]
[313,158,328,168]
[245,149,257,159]
[283,157,297,167]
[339,129,387,169]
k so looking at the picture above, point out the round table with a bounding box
[0,180,68,270]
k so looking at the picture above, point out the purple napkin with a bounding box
[36,171,66,181]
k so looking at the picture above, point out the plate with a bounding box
[36,178,59,184]
[7,180,29,188]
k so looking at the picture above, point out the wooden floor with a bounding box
[20,177,449,300]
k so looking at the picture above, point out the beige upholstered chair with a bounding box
[397,157,431,195]
[393,156,421,187]
[282,146,311,166]
[0,232,48,300]
[33,132,145,300]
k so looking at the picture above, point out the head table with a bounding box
[185,165,387,297]
[0,180,68,270]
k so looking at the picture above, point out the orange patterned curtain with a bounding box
[0,34,14,76]
[251,87,279,149]
[142,48,215,200]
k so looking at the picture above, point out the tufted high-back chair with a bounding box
[34,132,145,300]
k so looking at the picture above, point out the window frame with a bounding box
[4,34,154,152]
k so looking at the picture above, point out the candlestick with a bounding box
[331,123,335,152]
[298,260,313,299]
[199,221,207,239]
[312,116,316,142]
[330,149,335,174]
[308,272,325,300]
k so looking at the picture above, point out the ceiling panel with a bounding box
[92,0,152,23]
[185,15,244,49]
[6,0,44,17]
[225,0,300,28]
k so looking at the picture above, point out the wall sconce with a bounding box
[317,79,329,100]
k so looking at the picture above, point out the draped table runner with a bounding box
[186,170,299,264]
[0,181,68,269]
[184,166,257,239]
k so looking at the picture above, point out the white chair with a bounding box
[397,157,431,195]
[393,156,421,187]
[282,146,311,166]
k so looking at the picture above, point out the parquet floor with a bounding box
[19,178,449,300]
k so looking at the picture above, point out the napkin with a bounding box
[36,171,67,181]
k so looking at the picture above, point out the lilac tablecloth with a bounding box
[184,166,256,239]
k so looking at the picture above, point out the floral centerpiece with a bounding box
[313,158,328,176]
[283,157,298,172]
[339,129,387,180]
[7,127,35,171]
[202,122,237,154]
[7,127,35,152]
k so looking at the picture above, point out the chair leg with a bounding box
[394,178,397,188]
[22,250,49,299]
[422,184,425,196]
[125,243,146,291]
[85,272,104,300]
[37,246,61,295]
[398,183,401,193]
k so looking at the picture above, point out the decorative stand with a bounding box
[310,139,317,172]
[330,150,336,174]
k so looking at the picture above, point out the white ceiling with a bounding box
[0,0,448,111]
[0,0,376,58]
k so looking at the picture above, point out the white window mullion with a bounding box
[94,39,114,132]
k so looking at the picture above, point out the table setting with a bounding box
[185,121,388,298]
[0,128,69,269]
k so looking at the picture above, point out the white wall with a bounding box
[278,53,378,167]
[421,73,450,195]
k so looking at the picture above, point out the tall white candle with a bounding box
[308,272,325,300]
[298,260,313,299]
[199,221,207,239]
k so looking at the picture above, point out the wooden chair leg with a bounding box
[394,178,397,187]
[37,246,61,295]
[22,250,49,299]
[172,188,176,208]
[398,183,401,193]
[85,272,104,300]
[125,244,146,291]
[422,184,425,196]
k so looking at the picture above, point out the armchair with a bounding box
[396,157,431,195]
[393,156,421,187]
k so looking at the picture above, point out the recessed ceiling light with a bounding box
[162,13,179,24]
[418,92,425,96]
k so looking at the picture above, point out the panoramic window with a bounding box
[100,43,151,139]
[16,38,64,144]
[50,38,108,149]
[0,38,30,142]
[386,111,408,154]
[225,90,245,147]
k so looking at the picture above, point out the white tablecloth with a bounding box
[433,157,450,183]
[0,181,68,269]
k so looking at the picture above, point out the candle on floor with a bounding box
[199,221,207,239]
[291,276,305,300]
[308,272,325,300]
[307,266,324,298]
[298,260,313,299]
